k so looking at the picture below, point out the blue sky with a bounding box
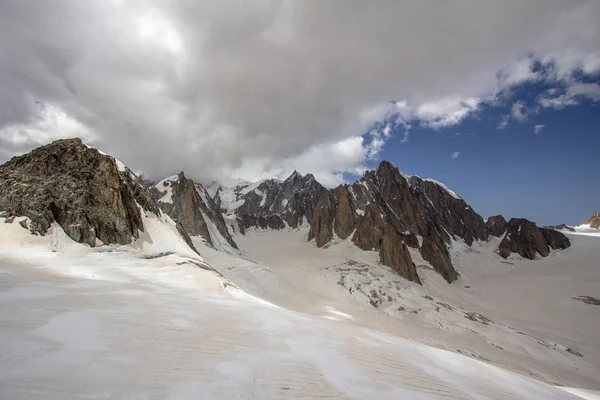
[359,75,600,226]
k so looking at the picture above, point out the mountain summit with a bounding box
[212,170,327,233]
[583,212,600,229]
[0,138,161,247]
[150,172,238,253]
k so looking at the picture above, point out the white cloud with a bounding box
[0,103,98,148]
[511,101,529,121]
[537,82,600,109]
[1,1,600,183]
[451,151,460,160]
[533,124,546,134]
[497,115,510,130]
[415,97,481,129]
[498,57,539,86]
[567,82,600,101]
[226,135,380,187]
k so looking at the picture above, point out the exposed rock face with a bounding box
[380,227,420,283]
[151,172,237,251]
[309,160,488,283]
[214,171,327,233]
[351,203,386,252]
[420,230,458,283]
[175,221,200,255]
[498,218,570,259]
[541,228,571,250]
[0,138,159,247]
[307,192,334,247]
[583,212,600,229]
[333,186,356,239]
[486,215,507,237]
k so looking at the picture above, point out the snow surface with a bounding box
[210,228,600,391]
[423,178,461,199]
[155,175,178,204]
[1,215,599,398]
[564,224,600,237]
[211,178,284,215]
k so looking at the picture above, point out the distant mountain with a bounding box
[150,172,238,253]
[308,161,490,283]
[583,212,600,229]
[308,161,571,284]
[211,171,327,234]
[0,138,199,254]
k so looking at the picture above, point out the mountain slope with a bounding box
[0,220,593,399]
[151,172,238,253]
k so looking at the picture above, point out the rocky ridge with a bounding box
[1,139,574,285]
[309,161,489,283]
[212,171,327,234]
[0,138,168,248]
[151,172,238,252]
[497,218,571,259]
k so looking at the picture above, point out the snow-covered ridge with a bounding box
[422,178,461,199]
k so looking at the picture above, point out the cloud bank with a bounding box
[0,1,599,185]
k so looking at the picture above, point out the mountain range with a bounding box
[0,138,578,287]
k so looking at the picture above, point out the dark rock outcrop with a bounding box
[351,203,386,252]
[420,229,458,283]
[583,212,600,229]
[216,170,327,232]
[333,186,356,239]
[486,215,507,237]
[151,172,238,251]
[175,221,200,255]
[380,227,420,283]
[309,160,488,283]
[0,138,159,247]
[541,228,571,250]
[307,192,334,247]
[498,218,570,259]
[550,224,575,232]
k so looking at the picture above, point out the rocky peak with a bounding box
[285,170,301,182]
[583,212,600,229]
[309,160,488,283]
[215,170,327,233]
[0,138,160,247]
[486,215,507,237]
[151,172,238,252]
[498,218,570,259]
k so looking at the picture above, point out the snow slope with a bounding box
[154,174,178,204]
[1,214,599,398]
[203,228,600,391]
[0,224,592,399]
[567,224,600,237]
